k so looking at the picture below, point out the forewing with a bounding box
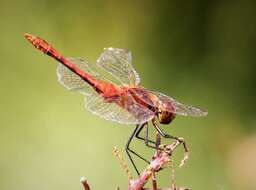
[57,57,107,95]
[170,99,208,117]
[131,88,208,117]
[96,48,140,86]
[85,91,155,125]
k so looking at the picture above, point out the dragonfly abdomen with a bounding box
[25,33,112,95]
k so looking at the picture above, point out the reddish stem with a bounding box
[128,139,189,190]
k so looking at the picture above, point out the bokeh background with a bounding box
[1,1,256,190]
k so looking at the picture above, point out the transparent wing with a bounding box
[57,57,107,95]
[130,88,208,117]
[96,47,140,86]
[85,91,155,125]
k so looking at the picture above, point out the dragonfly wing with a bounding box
[85,91,155,125]
[130,88,208,117]
[96,48,140,86]
[169,100,208,117]
[57,57,107,95]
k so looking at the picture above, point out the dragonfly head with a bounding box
[158,110,175,124]
[157,99,176,124]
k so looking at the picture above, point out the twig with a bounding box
[143,187,190,190]
[113,147,133,181]
[130,155,191,190]
[151,171,157,190]
[80,177,91,190]
[170,160,176,190]
[81,138,190,190]
[128,140,185,190]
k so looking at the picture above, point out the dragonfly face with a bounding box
[157,99,176,124]
[158,110,175,124]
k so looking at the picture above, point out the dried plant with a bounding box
[80,136,190,190]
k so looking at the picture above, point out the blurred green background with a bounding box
[1,0,256,190]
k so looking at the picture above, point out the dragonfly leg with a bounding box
[152,120,189,156]
[152,119,179,141]
[125,125,150,176]
[135,123,157,149]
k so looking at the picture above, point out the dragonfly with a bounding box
[24,33,208,175]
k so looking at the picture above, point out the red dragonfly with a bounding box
[25,33,207,174]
